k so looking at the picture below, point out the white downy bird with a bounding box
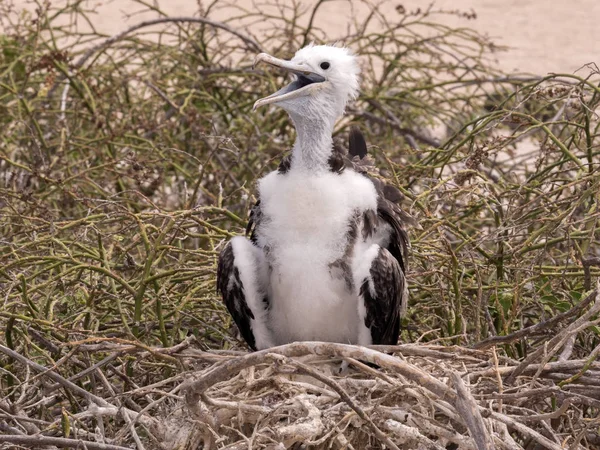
[218,44,410,350]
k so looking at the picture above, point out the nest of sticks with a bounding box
[2,293,599,450]
[179,337,600,450]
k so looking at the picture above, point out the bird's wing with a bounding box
[356,198,409,344]
[359,246,405,345]
[377,196,410,275]
[217,243,256,349]
[345,126,413,343]
[217,235,272,351]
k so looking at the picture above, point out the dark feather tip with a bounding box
[349,126,368,159]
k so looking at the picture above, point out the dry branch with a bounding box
[0,435,133,450]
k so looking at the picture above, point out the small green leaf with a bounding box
[61,408,70,438]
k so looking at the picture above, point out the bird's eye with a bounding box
[320,62,330,70]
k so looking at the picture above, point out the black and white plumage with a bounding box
[217,45,411,350]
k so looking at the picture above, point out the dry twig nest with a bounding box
[170,289,600,449]
[175,337,600,450]
[1,290,598,449]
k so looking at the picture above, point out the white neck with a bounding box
[288,109,337,172]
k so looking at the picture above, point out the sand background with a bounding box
[6,0,600,75]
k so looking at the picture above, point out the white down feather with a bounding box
[256,167,378,346]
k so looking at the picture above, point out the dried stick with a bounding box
[184,342,456,403]
[45,353,119,394]
[474,288,597,350]
[451,373,493,450]
[72,17,263,71]
[267,353,402,450]
[50,15,264,104]
[0,435,132,450]
[0,344,110,408]
[371,343,487,362]
[506,287,600,384]
[471,359,600,379]
[515,398,572,422]
[384,419,447,449]
[382,407,478,450]
[0,399,40,435]
[489,411,574,450]
[0,344,155,429]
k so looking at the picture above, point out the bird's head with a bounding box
[253,44,360,122]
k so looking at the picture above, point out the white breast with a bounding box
[256,168,378,345]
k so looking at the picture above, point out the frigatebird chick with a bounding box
[218,44,410,350]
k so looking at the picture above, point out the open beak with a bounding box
[253,53,326,111]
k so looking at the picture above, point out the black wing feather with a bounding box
[360,248,404,345]
[217,243,257,350]
[246,200,262,244]
[377,199,410,273]
[349,125,368,159]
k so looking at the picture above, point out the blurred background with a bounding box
[8,0,600,74]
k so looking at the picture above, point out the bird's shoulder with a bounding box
[334,127,410,212]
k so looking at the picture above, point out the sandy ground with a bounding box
[6,0,600,75]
